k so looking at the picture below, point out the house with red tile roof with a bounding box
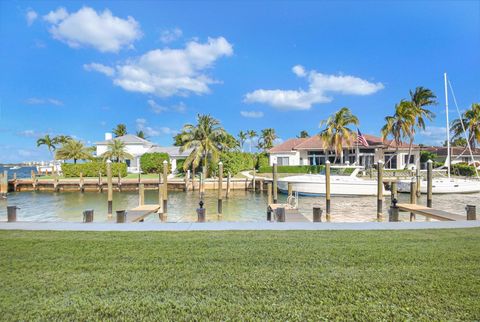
[268,134,420,170]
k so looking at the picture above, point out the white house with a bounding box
[268,134,421,170]
[96,133,191,173]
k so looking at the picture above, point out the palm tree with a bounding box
[247,130,257,152]
[179,114,228,177]
[238,131,247,152]
[136,130,147,139]
[319,107,359,163]
[381,101,415,165]
[297,130,310,138]
[102,139,133,162]
[451,103,480,148]
[36,134,57,159]
[55,139,92,164]
[113,124,127,137]
[257,128,277,152]
[53,135,72,145]
[405,87,437,165]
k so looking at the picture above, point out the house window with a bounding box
[384,154,397,169]
[404,155,414,165]
[308,151,325,165]
[277,157,289,166]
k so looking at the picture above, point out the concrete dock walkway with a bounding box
[0,220,479,231]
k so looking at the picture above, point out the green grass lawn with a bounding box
[1,229,479,320]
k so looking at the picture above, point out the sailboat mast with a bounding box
[444,72,451,179]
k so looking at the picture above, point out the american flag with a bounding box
[356,129,369,147]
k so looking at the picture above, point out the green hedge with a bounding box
[256,153,269,169]
[140,153,170,174]
[451,163,477,176]
[62,162,127,177]
[209,152,257,176]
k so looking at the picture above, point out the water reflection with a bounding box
[0,190,478,222]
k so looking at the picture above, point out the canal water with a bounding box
[1,189,478,222]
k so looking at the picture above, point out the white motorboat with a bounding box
[277,170,390,196]
[397,178,480,194]
[9,166,21,170]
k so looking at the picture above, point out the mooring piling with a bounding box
[427,160,433,208]
[390,181,397,203]
[410,180,417,221]
[325,160,331,222]
[272,163,278,203]
[267,182,272,205]
[377,160,384,221]
[288,182,293,197]
[415,168,421,198]
[79,172,84,192]
[197,200,206,222]
[98,171,103,192]
[466,205,476,220]
[389,198,399,222]
[226,172,231,199]
[83,209,94,223]
[217,161,223,215]
[163,160,168,217]
[7,205,18,222]
[139,183,145,206]
[106,160,113,217]
[313,206,322,222]
[116,210,126,223]
[252,167,256,191]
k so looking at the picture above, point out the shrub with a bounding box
[256,153,269,169]
[420,151,437,163]
[451,163,476,176]
[140,153,170,174]
[209,152,256,176]
[62,162,127,177]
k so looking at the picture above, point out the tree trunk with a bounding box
[405,135,414,169]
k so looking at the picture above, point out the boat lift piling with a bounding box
[376,160,384,221]
[106,160,113,217]
[217,161,223,215]
[427,160,433,208]
[325,160,331,222]
[410,180,417,221]
[272,163,278,203]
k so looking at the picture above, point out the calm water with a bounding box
[1,189,478,222]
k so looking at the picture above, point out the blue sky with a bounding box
[0,0,479,162]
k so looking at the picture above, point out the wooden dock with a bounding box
[397,203,465,221]
[127,205,161,222]
[268,203,310,222]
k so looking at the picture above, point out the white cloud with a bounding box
[43,7,142,53]
[244,65,384,110]
[135,118,177,137]
[418,126,447,145]
[26,10,38,26]
[160,28,182,43]
[240,110,264,118]
[147,100,187,114]
[87,37,233,97]
[18,129,45,138]
[83,63,115,76]
[25,97,63,106]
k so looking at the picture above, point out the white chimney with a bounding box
[105,132,113,140]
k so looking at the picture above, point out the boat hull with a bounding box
[397,179,480,194]
[278,175,390,196]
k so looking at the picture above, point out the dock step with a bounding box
[397,203,465,221]
[268,203,310,222]
[127,204,161,222]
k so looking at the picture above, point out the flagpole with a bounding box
[356,129,359,165]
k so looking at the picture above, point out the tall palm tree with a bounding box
[238,131,247,152]
[113,124,127,137]
[319,107,359,163]
[55,139,92,164]
[102,139,133,162]
[247,130,257,152]
[36,134,57,159]
[405,87,437,165]
[297,130,310,138]
[257,128,277,152]
[381,101,415,164]
[451,103,480,149]
[179,114,228,177]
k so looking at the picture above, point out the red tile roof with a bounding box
[269,133,413,153]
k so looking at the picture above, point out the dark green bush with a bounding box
[451,163,476,176]
[256,153,269,169]
[209,152,256,175]
[140,153,170,174]
[420,151,437,163]
[62,162,127,177]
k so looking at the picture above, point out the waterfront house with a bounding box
[95,133,190,173]
[268,134,420,170]
[421,146,480,168]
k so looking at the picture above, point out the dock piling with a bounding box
[416,168,421,198]
[98,171,103,192]
[288,182,293,197]
[272,163,278,203]
[217,161,223,215]
[83,209,94,223]
[252,167,256,191]
[116,210,126,223]
[267,182,272,205]
[276,207,286,222]
[226,172,231,199]
[325,160,331,222]
[31,170,37,190]
[79,172,84,192]
[466,205,476,220]
[162,160,168,217]
[106,160,113,217]
[389,199,399,222]
[313,206,322,222]
[377,160,384,221]
[390,181,397,203]
[410,180,417,221]
[427,160,433,208]
[7,206,18,222]
[197,200,206,222]
[139,183,145,206]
